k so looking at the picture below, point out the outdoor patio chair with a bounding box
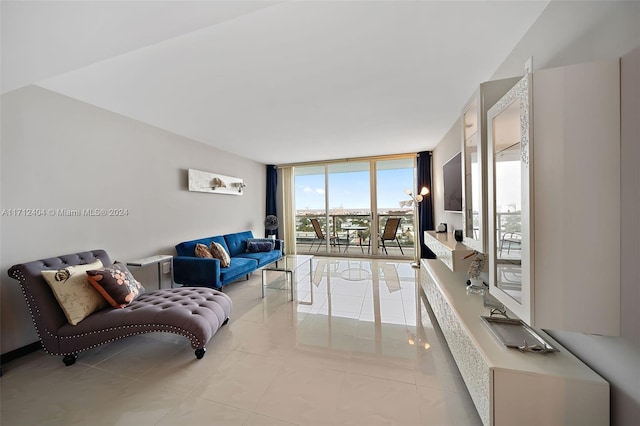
[376,217,404,255]
[309,218,339,252]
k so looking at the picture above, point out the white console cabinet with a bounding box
[423,231,474,272]
[421,259,609,426]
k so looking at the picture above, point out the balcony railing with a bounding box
[294,212,415,257]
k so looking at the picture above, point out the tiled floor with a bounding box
[0,258,481,426]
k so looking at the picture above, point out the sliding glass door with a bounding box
[328,162,371,255]
[294,166,331,254]
[293,155,415,258]
[374,159,415,257]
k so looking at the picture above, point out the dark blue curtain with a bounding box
[265,165,279,238]
[417,151,436,259]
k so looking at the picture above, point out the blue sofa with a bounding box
[173,231,283,289]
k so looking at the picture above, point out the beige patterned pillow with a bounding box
[209,242,231,268]
[194,243,213,258]
[41,259,107,325]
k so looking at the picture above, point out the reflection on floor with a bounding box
[0,258,481,426]
[297,242,413,259]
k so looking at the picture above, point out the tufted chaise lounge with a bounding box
[7,250,232,366]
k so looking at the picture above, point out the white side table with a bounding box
[126,255,174,289]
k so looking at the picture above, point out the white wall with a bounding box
[492,1,640,80]
[547,45,640,426]
[431,2,639,424]
[1,85,267,353]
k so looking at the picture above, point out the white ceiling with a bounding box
[2,1,549,165]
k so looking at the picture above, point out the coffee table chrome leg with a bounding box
[309,258,314,305]
[261,269,267,298]
[297,258,314,305]
[287,270,293,301]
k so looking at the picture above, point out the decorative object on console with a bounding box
[454,229,463,242]
[481,316,558,354]
[436,223,447,233]
[483,289,507,318]
[188,169,245,195]
[265,215,279,239]
[465,251,487,294]
[405,186,429,268]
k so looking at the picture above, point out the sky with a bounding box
[294,159,521,213]
[295,168,415,211]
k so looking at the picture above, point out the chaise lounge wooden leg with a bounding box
[63,353,78,366]
[195,348,206,359]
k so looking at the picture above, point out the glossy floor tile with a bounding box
[0,258,482,426]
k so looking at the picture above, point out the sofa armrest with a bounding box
[173,256,221,288]
[274,239,284,254]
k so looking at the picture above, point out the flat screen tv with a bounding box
[443,152,463,212]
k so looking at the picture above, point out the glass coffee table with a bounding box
[261,255,313,304]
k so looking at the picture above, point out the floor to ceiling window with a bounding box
[328,161,371,255]
[293,165,330,253]
[291,155,416,258]
[375,158,415,257]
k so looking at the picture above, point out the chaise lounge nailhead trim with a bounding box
[8,250,232,363]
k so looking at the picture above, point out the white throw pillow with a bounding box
[41,259,107,325]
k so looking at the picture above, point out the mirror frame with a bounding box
[487,74,533,324]
[461,97,485,253]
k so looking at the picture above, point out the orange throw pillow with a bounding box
[86,263,145,308]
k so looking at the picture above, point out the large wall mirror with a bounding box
[461,99,483,252]
[460,78,521,255]
[487,75,532,323]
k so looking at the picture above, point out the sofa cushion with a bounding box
[224,231,254,257]
[209,242,231,267]
[86,263,145,308]
[41,259,107,325]
[219,257,258,285]
[194,243,213,258]
[237,248,282,268]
